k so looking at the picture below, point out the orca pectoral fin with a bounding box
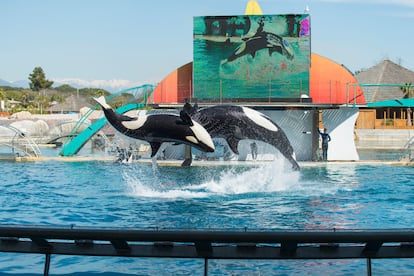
[150,142,162,157]
[226,136,240,154]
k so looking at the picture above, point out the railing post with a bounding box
[367,258,372,276]
[204,258,208,276]
[44,253,51,276]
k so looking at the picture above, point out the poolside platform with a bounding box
[1,155,413,167]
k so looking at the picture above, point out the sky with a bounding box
[1,0,414,90]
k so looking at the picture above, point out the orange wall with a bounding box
[310,53,366,104]
[150,62,192,104]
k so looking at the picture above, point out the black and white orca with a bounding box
[94,96,215,157]
[227,32,294,62]
[188,104,300,171]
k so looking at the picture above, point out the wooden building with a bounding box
[355,60,414,129]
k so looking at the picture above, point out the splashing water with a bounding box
[122,158,300,199]
[196,159,300,195]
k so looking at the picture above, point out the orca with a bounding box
[227,32,294,62]
[188,104,300,171]
[94,96,215,158]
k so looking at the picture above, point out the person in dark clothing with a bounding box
[250,142,258,160]
[318,128,331,161]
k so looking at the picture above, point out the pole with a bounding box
[44,253,51,276]
[366,258,372,276]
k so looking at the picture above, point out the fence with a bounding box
[1,225,414,275]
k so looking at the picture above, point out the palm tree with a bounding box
[0,88,5,111]
[400,83,413,126]
[401,83,413,99]
[35,94,49,114]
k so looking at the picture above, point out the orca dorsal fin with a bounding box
[179,110,194,126]
[226,136,240,154]
[150,142,162,157]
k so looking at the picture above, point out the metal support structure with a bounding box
[44,253,51,276]
[60,84,154,156]
[0,124,41,157]
[204,258,208,276]
[1,225,414,275]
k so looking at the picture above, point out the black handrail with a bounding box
[1,225,414,276]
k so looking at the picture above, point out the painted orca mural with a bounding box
[185,104,300,171]
[227,32,294,62]
[94,96,215,158]
[226,17,294,62]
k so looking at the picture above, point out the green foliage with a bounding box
[78,88,110,98]
[50,93,66,103]
[0,82,137,114]
[28,67,54,91]
[110,93,136,108]
[400,83,413,99]
[54,84,77,93]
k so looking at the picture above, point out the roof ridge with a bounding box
[370,61,388,100]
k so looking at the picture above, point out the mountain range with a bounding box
[0,78,144,93]
[0,78,28,88]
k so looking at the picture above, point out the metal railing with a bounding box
[0,124,41,157]
[1,225,414,275]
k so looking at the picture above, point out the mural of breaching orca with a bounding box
[225,17,294,62]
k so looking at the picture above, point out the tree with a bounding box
[0,88,5,100]
[28,67,54,91]
[0,88,5,111]
[35,93,50,114]
[400,83,413,126]
[401,83,413,99]
[54,84,77,93]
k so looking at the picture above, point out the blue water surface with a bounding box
[0,159,413,275]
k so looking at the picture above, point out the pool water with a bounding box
[0,159,413,275]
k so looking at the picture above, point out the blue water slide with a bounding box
[59,103,144,156]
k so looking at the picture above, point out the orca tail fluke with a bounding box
[93,96,111,110]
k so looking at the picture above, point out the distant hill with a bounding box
[0,78,28,88]
[0,79,8,86]
[52,78,141,93]
[1,77,145,93]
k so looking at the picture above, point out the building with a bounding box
[355,59,414,129]
[148,1,366,161]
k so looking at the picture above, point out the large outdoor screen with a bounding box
[193,14,310,100]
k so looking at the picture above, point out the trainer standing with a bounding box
[318,128,331,161]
